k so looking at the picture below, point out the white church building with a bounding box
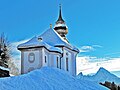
[18,5,79,76]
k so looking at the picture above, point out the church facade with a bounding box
[18,5,79,76]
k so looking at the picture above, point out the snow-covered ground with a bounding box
[0,67,107,90]
[77,67,120,85]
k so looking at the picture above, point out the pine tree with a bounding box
[118,86,120,90]
[0,33,11,68]
[111,82,117,90]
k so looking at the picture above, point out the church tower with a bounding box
[54,5,68,42]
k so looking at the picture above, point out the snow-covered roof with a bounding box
[18,28,79,52]
[18,36,62,53]
[39,28,79,52]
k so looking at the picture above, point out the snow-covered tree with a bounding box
[0,33,20,75]
[8,59,20,75]
[0,33,11,68]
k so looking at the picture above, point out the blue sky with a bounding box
[0,0,120,59]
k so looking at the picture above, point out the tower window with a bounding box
[66,57,68,71]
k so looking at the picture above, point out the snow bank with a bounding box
[0,67,107,90]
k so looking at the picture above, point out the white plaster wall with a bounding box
[63,48,71,73]
[42,48,50,67]
[41,48,61,68]
[23,50,40,73]
[20,46,77,76]
[38,49,42,67]
[63,47,78,76]
[71,52,77,76]
[49,53,54,67]
[53,55,58,67]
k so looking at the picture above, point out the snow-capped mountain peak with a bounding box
[95,67,118,78]
[77,67,120,85]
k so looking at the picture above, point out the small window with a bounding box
[45,56,47,63]
[57,57,59,68]
[38,37,42,42]
[60,58,61,69]
[66,52,68,56]
[66,58,68,71]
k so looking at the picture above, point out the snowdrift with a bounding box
[0,67,107,90]
[77,67,120,84]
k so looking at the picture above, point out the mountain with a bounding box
[77,67,120,84]
[0,67,107,90]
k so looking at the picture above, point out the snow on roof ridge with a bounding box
[39,28,68,44]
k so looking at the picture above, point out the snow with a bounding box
[0,67,107,90]
[39,28,79,52]
[54,23,68,28]
[18,36,62,53]
[0,66,9,71]
[77,67,120,85]
[18,28,79,53]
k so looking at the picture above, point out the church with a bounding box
[17,5,79,76]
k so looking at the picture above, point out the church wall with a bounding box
[38,48,42,67]
[21,48,42,74]
[21,51,24,74]
[48,52,61,68]
[62,47,77,76]
[62,47,72,74]
[41,47,61,68]
[20,46,78,76]
[42,48,48,67]
[21,47,62,74]
[52,54,61,68]
[70,52,78,76]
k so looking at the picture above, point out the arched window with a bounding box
[66,57,68,71]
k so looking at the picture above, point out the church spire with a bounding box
[54,4,69,42]
[56,4,65,24]
[56,4,64,23]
